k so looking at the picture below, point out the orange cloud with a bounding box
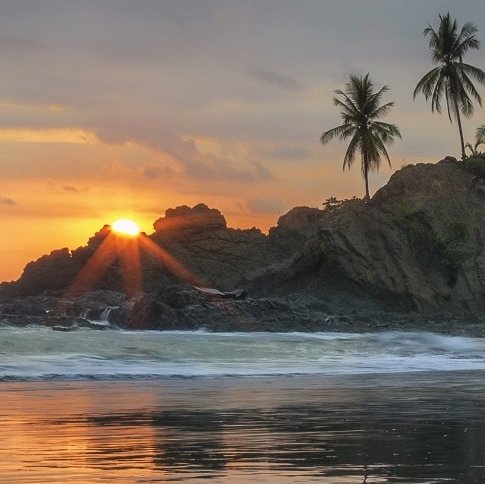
[0,128,97,144]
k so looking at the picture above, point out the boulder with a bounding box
[153,203,227,233]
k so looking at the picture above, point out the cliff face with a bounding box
[246,158,485,317]
[2,158,485,321]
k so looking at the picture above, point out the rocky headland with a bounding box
[1,157,485,334]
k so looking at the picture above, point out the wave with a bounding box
[1,328,485,381]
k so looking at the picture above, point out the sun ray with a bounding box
[63,222,206,312]
[65,232,120,298]
[139,235,204,287]
[119,238,143,297]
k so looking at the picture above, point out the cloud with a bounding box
[247,196,285,214]
[142,165,177,180]
[0,197,15,205]
[61,185,90,194]
[95,121,274,183]
[62,186,78,192]
[248,67,304,92]
[170,137,274,182]
[0,129,97,144]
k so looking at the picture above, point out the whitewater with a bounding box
[2,325,485,381]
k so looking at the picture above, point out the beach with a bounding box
[2,372,485,483]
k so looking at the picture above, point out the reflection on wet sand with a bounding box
[1,373,485,482]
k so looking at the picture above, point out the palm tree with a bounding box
[465,140,482,157]
[321,73,401,201]
[476,124,485,147]
[413,12,485,161]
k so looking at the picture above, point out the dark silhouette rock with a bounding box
[268,206,324,255]
[9,248,79,296]
[158,285,206,308]
[150,204,277,289]
[1,159,485,330]
[153,203,227,233]
[273,206,324,232]
[128,293,180,330]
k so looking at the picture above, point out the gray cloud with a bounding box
[170,137,273,182]
[142,165,177,180]
[95,121,274,183]
[0,197,15,205]
[248,67,303,92]
[1,0,484,191]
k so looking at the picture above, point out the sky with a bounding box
[1,0,485,281]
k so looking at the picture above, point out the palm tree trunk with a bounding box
[363,154,370,201]
[455,99,466,160]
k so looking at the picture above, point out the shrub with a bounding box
[463,156,485,178]
[322,196,360,212]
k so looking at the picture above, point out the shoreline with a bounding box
[2,311,485,337]
[3,367,485,396]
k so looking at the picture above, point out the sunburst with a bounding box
[65,218,203,299]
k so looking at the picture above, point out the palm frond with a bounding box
[475,124,485,145]
[372,121,402,143]
[453,81,474,118]
[373,136,392,168]
[458,68,483,106]
[413,67,441,100]
[460,63,485,86]
[333,94,359,118]
[453,22,479,57]
[343,134,360,171]
[320,124,353,146]
[371,101,394,119]
[430,74,445,114]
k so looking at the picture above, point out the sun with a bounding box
[111,219,141,237]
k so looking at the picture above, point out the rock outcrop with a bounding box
[1,158,485,330]
[150,203,278,289]
[246,158,485,318]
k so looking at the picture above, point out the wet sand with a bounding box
[1,372,485,483]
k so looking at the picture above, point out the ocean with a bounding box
[1,326,485,482]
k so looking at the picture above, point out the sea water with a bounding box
[1,326,485,380]
[2,326,485,482]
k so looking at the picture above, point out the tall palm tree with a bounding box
[413,12,485,160]
[321,73,401,200]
